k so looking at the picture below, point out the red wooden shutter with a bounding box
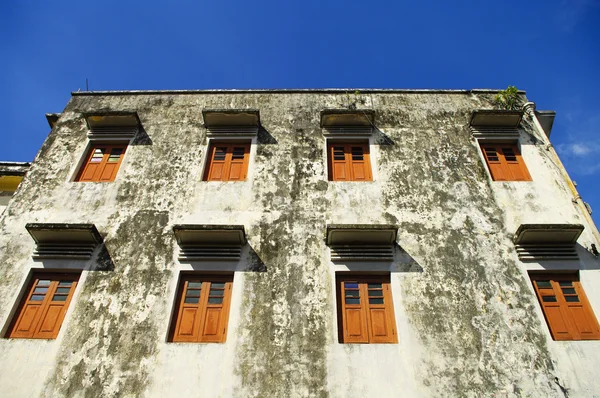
[9,273,79,339]
[329,142,372,181]
[366,281,397,343]
[340,280,369,343]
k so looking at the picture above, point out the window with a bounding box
[328,142,372,181]
[169,274,233,343]
[7,272,79,339]
[75,144,127,182]
[203,142,251,181]
[336,275,397,343]
[530,273,600,341]
[480,143,531,181]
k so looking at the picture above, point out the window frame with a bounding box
[6,271,80,339]
[202,141,252,182]
[327,140,373,182]
[530,272,600,341]
[74,142,128,182]
[336,274,397,344]
[168,274,234,343]
[479,142,531,181]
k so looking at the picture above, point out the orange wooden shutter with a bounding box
[98,146,126,182]
[204,142,250,181]
[78,146,107,181]
[481,145,507,181]
[340,280,369,343]
[9,273,79,339]
[348,144,372,181]
[171,275,233,343]
[366,281,397,343]
[172,280,205,342]
[531,274,600,341]
[329,144,349,181]
[76,144,127,182]
[199,281,232,343]
[500,146,531,181]
[227,144,250,181]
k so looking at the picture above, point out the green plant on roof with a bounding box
[494,86,522,111]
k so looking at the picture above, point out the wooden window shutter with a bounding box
[340,280,369,343]
[500,146,531,181]
[227,144,250,181]
[328,142,373,181]
[8,273,79,339]
[366,281,397,343]
[171,275,233,343]
[481,143,531,182]
[338,276,397,343]
[76,144,127,182]
[204,142,251,182]
[531,274,600,341]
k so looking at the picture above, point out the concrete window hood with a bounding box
[513,223,585,261]
[326,224,398,261]
[321,109,374,137]
[202,109,260,137]
[173,224,247,261]
[26,223,103,259]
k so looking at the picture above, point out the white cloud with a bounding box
[554,112,600,175]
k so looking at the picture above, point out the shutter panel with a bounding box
[366,282,397,343]
[227,145,250,181]
[531,275,600,341]
[98,146,125,182]
[349,145,371,181]
[330,145,349,181]
[79,147,106,181]
[340,280,369,343]
[206,146,228,181]
[482,145,508,181]
[533,279,574,340]
[501,146,531,181]
[9,273,79,339]
[567,281,600,339]
[199,281,232,342]
[9,277,50,338]
[173,280,204,342]
[34,278,78,339]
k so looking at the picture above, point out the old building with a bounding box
[0,162,30,215]
[0,89,599,397]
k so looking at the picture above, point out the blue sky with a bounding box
[1,1,599,224]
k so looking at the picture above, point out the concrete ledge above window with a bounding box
[26,223,103,259]
[321,109,374,136]
[470,110,523,140]
[173,224,247,261]
[513,223,584,261]
[326,224,397,261]
[84,112,141,140]
[202,109,260,137]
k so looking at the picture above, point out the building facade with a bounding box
[0,89,599,397]
[0,162,30,215]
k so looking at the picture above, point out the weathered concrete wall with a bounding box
[0,91,599,397]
